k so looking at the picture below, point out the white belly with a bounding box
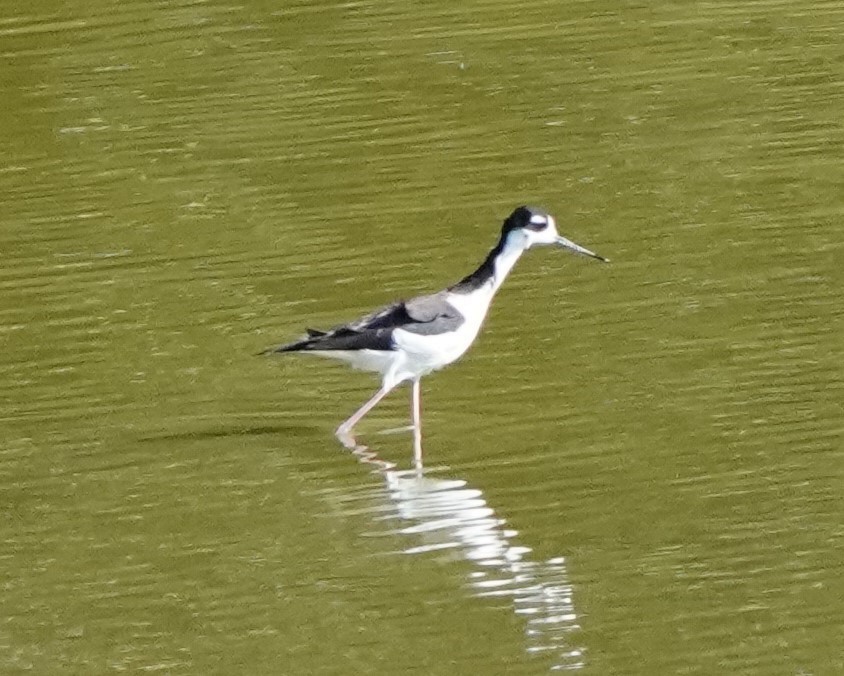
[392,287,493,374]
[309,349,399,374]
[392,321,480,373]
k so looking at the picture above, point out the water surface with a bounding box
[2,0,843,673]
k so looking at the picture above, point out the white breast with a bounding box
[392,284,496,375]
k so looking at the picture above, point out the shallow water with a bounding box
[2,0,843,673]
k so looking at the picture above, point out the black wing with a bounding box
[263,291,464,354]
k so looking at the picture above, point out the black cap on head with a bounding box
[502,205,551,235]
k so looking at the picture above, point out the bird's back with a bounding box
[265,291,466,355]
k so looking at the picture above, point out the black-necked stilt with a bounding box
[264,206,606,464]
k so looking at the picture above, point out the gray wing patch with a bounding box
[401,292,464,335]
[281,292,465,351]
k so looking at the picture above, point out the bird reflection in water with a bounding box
[346,441,585,671]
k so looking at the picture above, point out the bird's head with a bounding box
[502,205,607,261]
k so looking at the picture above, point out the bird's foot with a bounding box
[335,426,358,450]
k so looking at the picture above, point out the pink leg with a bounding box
[411,378,422,470]
[336,383,395,448]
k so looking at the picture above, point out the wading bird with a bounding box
[264,206,606,465]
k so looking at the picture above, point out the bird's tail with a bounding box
[259,328,327,356]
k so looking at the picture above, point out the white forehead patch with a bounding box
[529,214,548,226]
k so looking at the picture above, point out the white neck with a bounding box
[489,232,528,294]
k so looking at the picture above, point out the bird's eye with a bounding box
[527,215,548,230]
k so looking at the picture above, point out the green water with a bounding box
[2,0,842,673]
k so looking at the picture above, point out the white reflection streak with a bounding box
[352,443,584,671]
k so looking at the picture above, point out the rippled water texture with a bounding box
[2,0,843,673]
